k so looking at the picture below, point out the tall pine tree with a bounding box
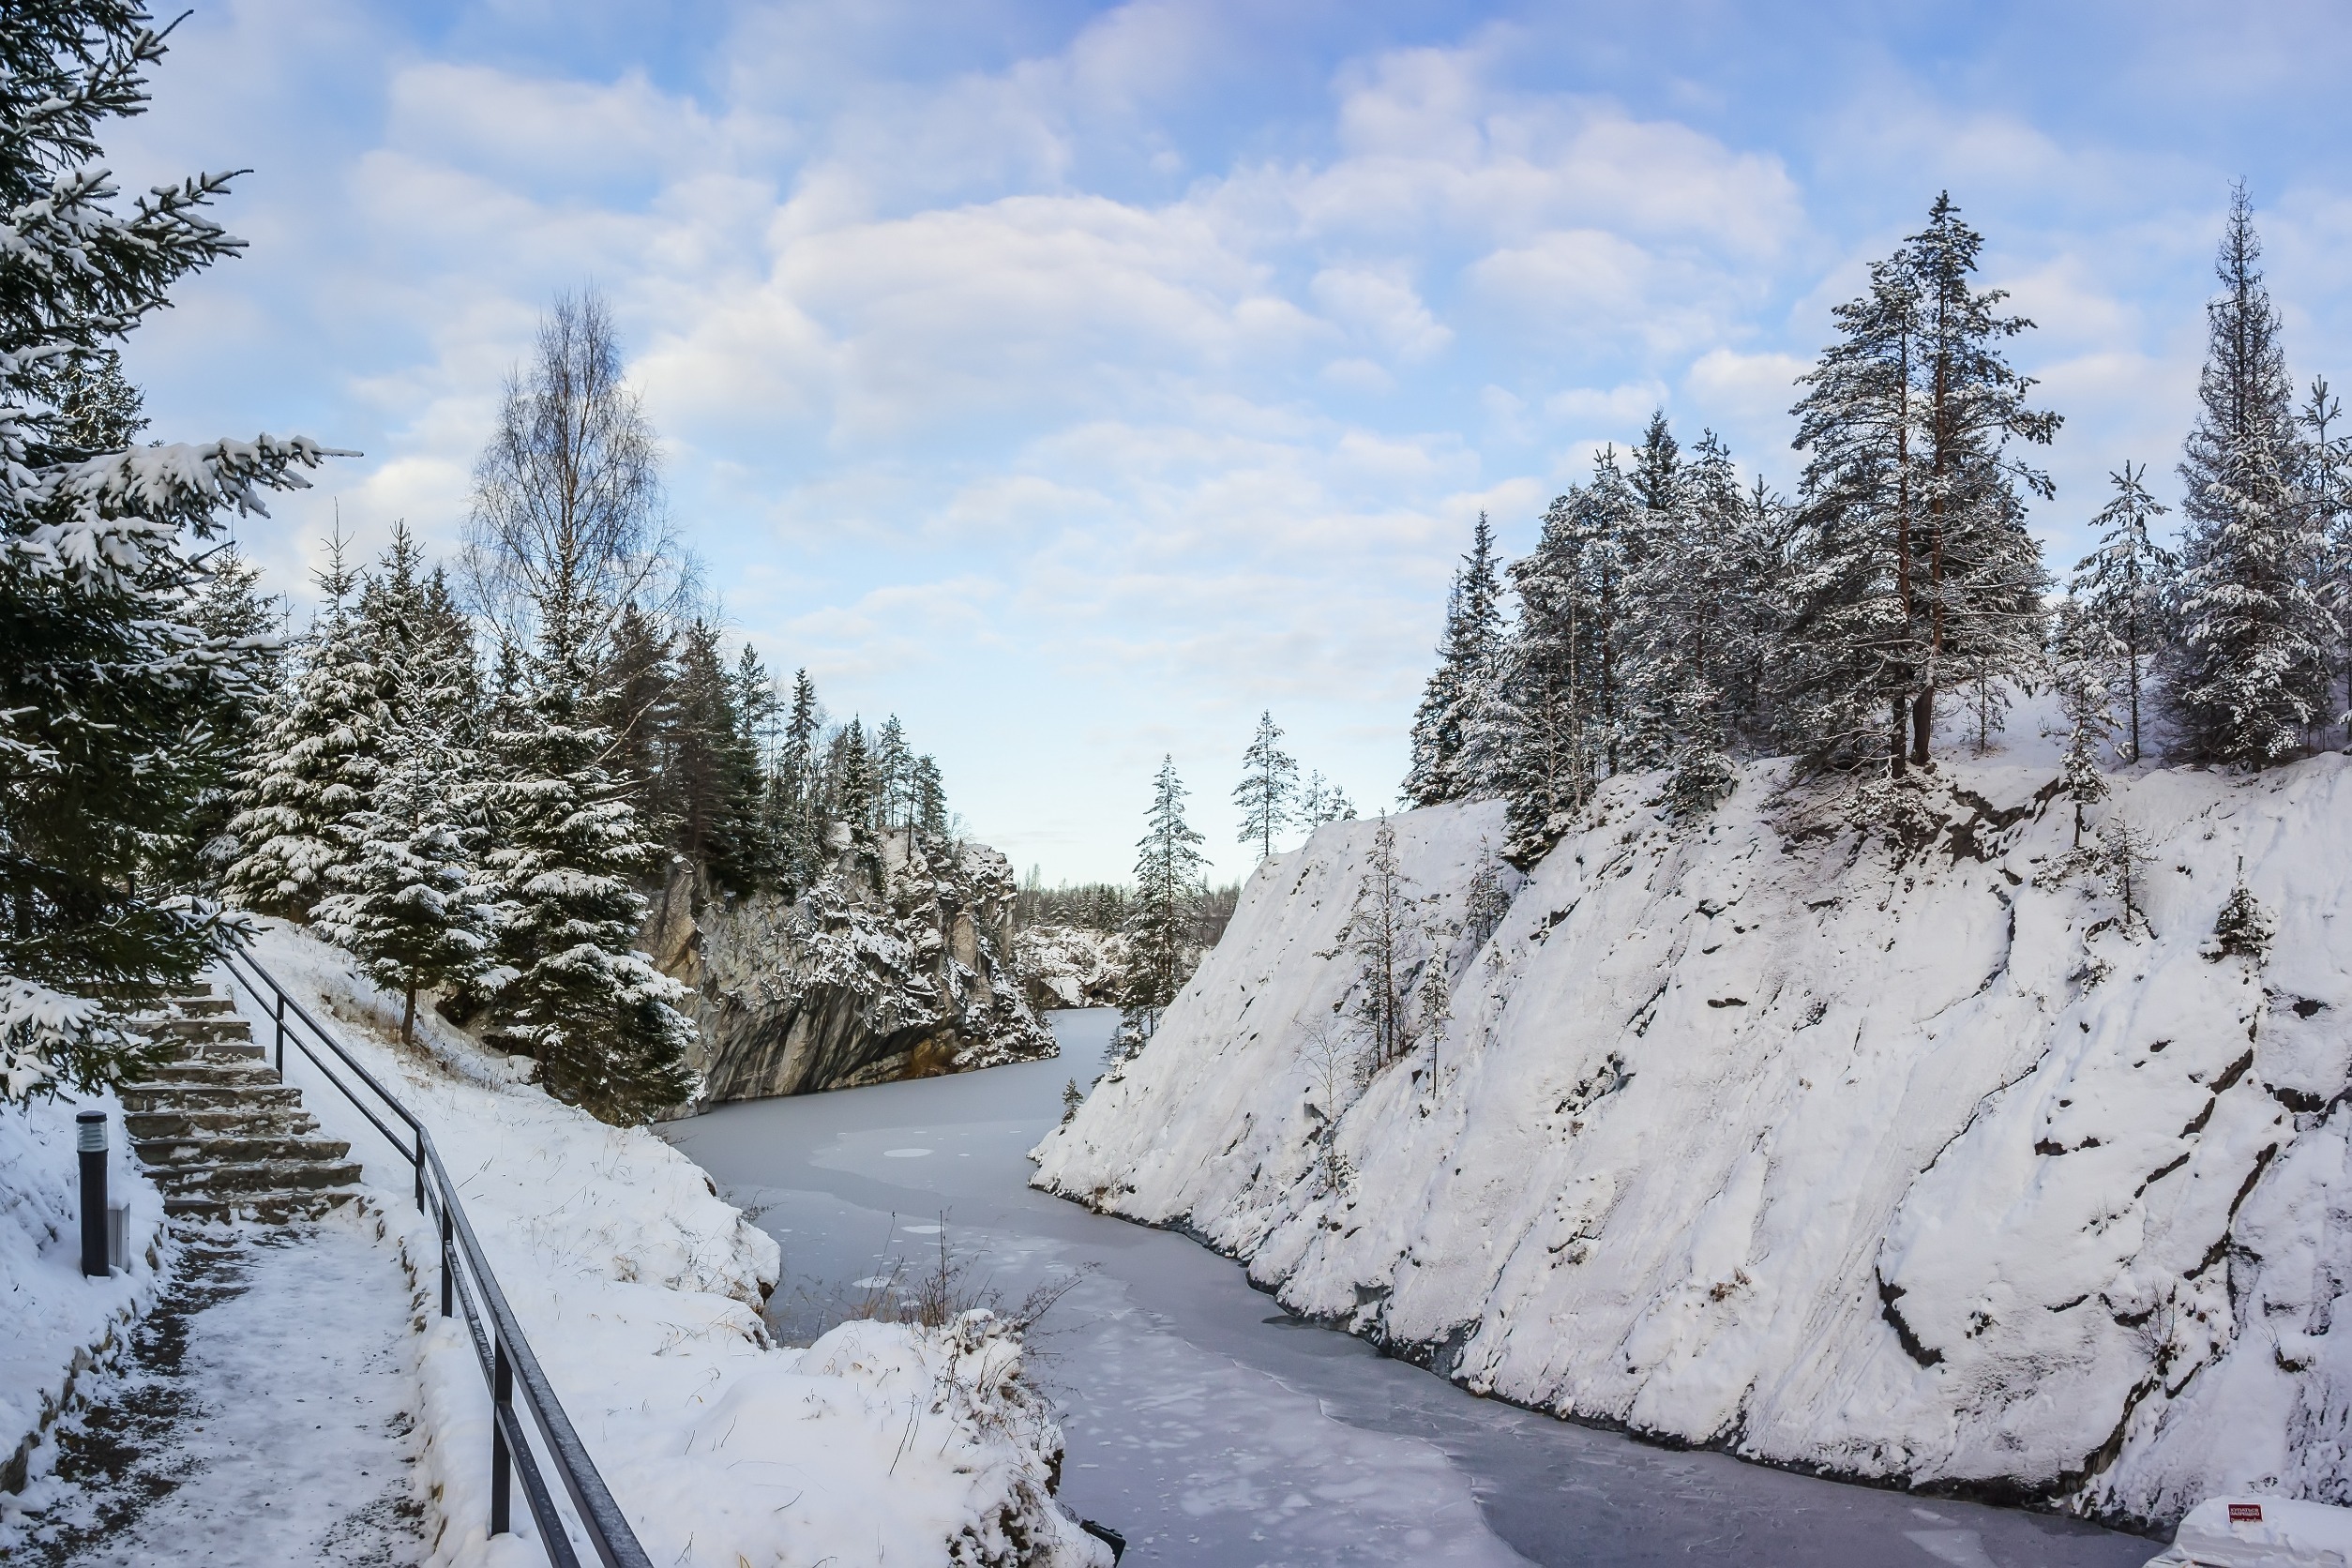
[224,535,388,918]
[1,3,338,1098]
[1404,513,1505,807]
[2070,464,2175,762]
[1121,757,1206,1043]
[1233,710,1297,862]
[2168,185,2335,767]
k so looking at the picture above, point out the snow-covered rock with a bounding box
[2145,1496,2352,1566]
[643,829,1057,1105]
[1033,755,2352,1530]
[1014,923,1129,1011]
[249,922,1108,1568]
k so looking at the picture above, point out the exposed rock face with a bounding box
[1012,923,1129,1011]
[644,827,1056,1105]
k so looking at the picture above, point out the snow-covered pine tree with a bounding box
[1783,195,2054,778]
[669,618,769,893]
[1905,193,2057,763]
[1494,453,1636,855]
[313,710,491,1046]
[1119,757,1206,1044]
[775,668,826,888]
[481,641,697,1121]
[1298,770,1356,826]
[2047,597,2116,848]
[465,292,698,1123]
[912,754,949,839]
[1234,710,1298,862]
[1,2,339,1098]
[2168,185,2336,767]
[223,535,389,918]
[1403,513,1505,807]
[184,542,284,884]
[830,717,876,833]
[596,600,674,829]
[1335,815,1417,1071]
[2069,464,2175,762]
[2297,377,2351,745]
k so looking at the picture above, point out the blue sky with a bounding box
[113,0,2352,883]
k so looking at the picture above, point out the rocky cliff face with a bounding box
[1034,756,2352,1529]
[644,826,1056,1105]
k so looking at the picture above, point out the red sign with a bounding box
[2228,1503,2265,1524]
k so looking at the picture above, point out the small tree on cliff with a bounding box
[1234,711,1297,863]
[1121,757,1206,1044]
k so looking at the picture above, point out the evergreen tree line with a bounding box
[1407,188,2352,858]
[2,4,342,1106]
[214,293,960,1123]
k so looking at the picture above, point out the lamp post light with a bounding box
[77,1109,108,1278]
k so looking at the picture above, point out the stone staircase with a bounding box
[117,988,366,1224]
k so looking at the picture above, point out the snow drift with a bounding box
[1033,754,2352,1529]
[250,923,1109,1568]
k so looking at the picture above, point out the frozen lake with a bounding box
[663,1009,2160,1568]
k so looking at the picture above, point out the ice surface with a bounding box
[669,1008,2152,1566]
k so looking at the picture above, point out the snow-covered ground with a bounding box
[6,1216,425,1565]
[0,1089,166,1510]
[245,921,1110,1567]
[1034,738,2352,1531]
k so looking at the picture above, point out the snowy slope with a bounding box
[1033,754,2352,1530]
[0,1090,166,1506]
[247,923,1110,1568]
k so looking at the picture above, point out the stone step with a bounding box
[147,1159,366,1198]
[126,1108,322,1141]
[125,1058,282,1089]
[119,1083,302,1113]
[133,1133,352,1168]
[164,1039,268,1063]
[128,1016,254,1042]
[158,995,237,1017]
[163,1189,362,1225]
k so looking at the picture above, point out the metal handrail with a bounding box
[216,945,656,1568]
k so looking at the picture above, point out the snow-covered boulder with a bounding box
[1033,756,2352,1529]
[1014,923,1129,1010]
[2145,1496,2352,1567]
[643,828,1056,1104]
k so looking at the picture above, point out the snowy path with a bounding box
[8,1210,424,1567]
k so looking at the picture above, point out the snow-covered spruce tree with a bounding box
[1494,452,1637,857]
[1119,756,1206,1046]
[2299,378,2351,744]
[464,291,696,1122]
[1233,710,1297,863]
[2047,597,2116,849]
[772,668,826,890]
[1298,770,1356,826]
[1624,423,1753,819]
[182,540,282,884]
[669,618,769,893]
[313,710,490,1046]
[829,717,876,833]
[2168,185,2335,767]
[596,600,675,831]
[2069,463,2175,762]
[1,2,337,1099]
[912,753,949,839]
[1403,512,1505,807]
[1333,815,1419,1072]
[1782,194,2055,779]
[1462,838,1511,946]
[223,534,387,918]
[481,643,696,1120]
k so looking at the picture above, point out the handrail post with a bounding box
[414,1129,426,1212]
[491,1334,513,1536]
[440,1199,455,1319]
[273,990,286,1075]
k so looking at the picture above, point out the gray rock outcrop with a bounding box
[644,826,1056,1105]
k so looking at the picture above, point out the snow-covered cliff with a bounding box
[1032,755,2352,1530]
[646,827,1055,1105]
